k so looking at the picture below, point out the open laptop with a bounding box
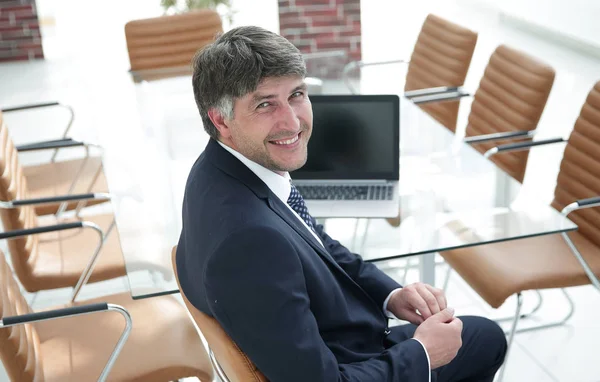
[290,94,400,218]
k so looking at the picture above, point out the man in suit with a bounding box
[177,26,507,381]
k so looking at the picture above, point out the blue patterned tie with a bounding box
[287,184,315,232]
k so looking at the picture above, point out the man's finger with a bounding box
[399,309,424,325]
[416,284,441,316]
[407,289,433,319]
[425,284,447,310]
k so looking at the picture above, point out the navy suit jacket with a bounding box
[177,139,429,381]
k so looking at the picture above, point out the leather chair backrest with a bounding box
[466,45,555,183]
[124,9,223,82]
[405,14,478,132]
[0,251,44,381]
[551,81,600,247]
[171,246,268,382]
[0,114,40,287]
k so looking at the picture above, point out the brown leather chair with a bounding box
[463,44,555,183]
[0,118,132,296]
[0,109,109,216]
[125,10,223,83]
[0,250,214,381]
[405,14,478,132]
[171,246,268,382]
[343,14,478,132]
[440,81,600,379]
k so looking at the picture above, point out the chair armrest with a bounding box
[1,302,132,382]
[410,90,471,104]
[1,193,111,208]
[405,86,462,99]
[16,139,87,152]
[576,197,600,208]
[1,101,60,113]
[562,196,600,216]
[342,59,409,94]
[465,130,535,145]
[0,221,107,302]
[0,222,93,240]
[16,138,75,151]
[484,138,566,158]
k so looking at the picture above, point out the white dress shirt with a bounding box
[218,141,431,380]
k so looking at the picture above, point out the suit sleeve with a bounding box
[312,220,402,306]
[204,225,427,382]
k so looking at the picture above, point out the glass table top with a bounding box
[95,80,576,299]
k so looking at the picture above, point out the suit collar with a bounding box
[205,139,343,271]
[205,139,271,199]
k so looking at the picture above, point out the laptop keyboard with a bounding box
[295,185,395,201]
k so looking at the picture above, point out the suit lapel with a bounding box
[205,139,349,276]
[268,196,348,274]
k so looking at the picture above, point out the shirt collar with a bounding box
[217,141,292,204]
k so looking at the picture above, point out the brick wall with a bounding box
[0,0,43,63]
[278,0,361,78]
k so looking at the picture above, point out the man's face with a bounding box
[217,76,313,174]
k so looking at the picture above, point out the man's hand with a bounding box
[413,308,463,369]
[387,282,447,324]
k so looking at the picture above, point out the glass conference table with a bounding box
[96,89,577,299]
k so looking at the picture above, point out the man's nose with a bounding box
[278,104,300,130]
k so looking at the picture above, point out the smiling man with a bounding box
[176,26,507,382]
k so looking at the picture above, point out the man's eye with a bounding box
[257,102,270,109]
[291,91,304,98]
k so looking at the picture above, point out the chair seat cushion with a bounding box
[23,157,109,216]
[24,213,125,291]
[36,293,213,382]
[441,231,600,308]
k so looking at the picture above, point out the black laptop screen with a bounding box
[291,95,399,180]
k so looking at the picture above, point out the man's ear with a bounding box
[208,108,232,139]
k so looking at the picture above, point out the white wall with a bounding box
[463,0,600,48]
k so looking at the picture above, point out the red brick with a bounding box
[297,31,334,40]
[295,0,331,5]
[16,40,40,49]
[343,7,361,17]
[0,24,20,32]
[311,18,344,27]
[278,0,291,6]
[339,28,361,37]
[23,21,39,29]
[14,12,38,21]
[302,8,337,18]
[316,39,351,50]
[0,5,33,13]
[279,20,309,30]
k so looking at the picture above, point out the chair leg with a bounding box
[511,289,575,334]
[495,290,543,323]
[496,292,523,382]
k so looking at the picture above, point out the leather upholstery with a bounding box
[0,111,108,216]
[441,81,600,308]
[125,10,223,82]
[465,45,555,183]
[172,246,268,382]
[0,246,43,382]
[0,113,127,292]
[405,14,478,132]
[23,156,109,216]
[0,252,214,381]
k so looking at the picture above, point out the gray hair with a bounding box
[191,26,307,139]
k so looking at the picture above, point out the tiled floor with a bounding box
[1,0,600,381]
